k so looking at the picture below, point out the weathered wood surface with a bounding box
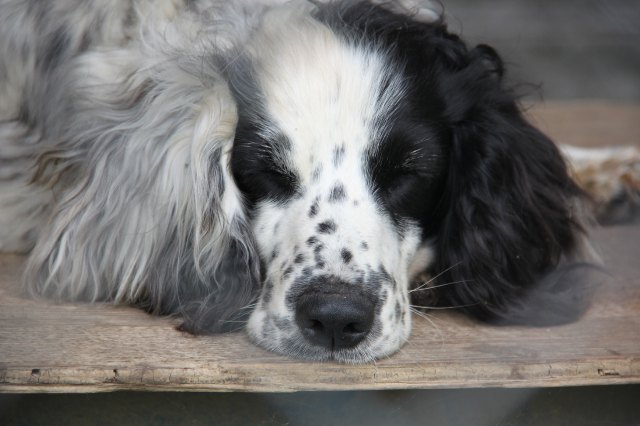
[0,102,638,393]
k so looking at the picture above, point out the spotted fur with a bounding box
[0,0,618,363]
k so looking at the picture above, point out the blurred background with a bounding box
[1,1,639,425]
[445,0,640,101]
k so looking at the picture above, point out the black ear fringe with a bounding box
[430,119,595,325]
[429,45,596,326]
[468,263,605,327]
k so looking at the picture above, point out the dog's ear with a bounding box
[172,90,261,334]
[24,62,260,333]
[430,44,599,325]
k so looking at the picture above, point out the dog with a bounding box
[1,0,638,363]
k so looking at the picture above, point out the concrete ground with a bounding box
[1,1,639,425]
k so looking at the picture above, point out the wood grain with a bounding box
[0,102,639,393]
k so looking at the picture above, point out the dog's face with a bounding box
[221,2,586,363]
[230,4,449,362]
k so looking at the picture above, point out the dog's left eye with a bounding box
[368,138,432,197]
[376,168,426,203]
[367,127,449,228]
[384,169,423,191]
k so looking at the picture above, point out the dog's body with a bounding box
[1,0,637,363]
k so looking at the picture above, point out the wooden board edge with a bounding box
[2,377,639,394]
[1,358,638,393]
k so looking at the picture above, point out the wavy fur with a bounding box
[0,0,601,362]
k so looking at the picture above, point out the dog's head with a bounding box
[192,1,588,362]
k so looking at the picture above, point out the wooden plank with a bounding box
[0,102,639,393]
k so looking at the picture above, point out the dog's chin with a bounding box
[247,333,407,364]
[246,308,411,363]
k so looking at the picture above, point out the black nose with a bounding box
[295,291,375,350]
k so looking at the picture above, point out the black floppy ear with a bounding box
[430,46,597,325]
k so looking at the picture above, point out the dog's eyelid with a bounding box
[386,170,422,188]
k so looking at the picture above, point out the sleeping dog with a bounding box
[1,0,638,363]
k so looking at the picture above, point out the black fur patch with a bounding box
[317,220,337,234]
[309,197,320,217]
[329,183,346,203]
[341,248,353,264]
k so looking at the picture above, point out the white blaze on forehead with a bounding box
[243,6,425,362]
[250,6,405,182]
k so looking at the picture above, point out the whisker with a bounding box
[410,308,444,347]
[409,279,473,293]
[410,302,479,310]
[410,308,445,324]
[410,261,462,292]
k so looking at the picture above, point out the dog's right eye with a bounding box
[231,126,299,204]
[254,167,299,202]
[233,162,299,204]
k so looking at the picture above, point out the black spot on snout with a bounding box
[341,248,353,264]
[329,183,346,203]
[309,197,320,217]
[317,220,337,234]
